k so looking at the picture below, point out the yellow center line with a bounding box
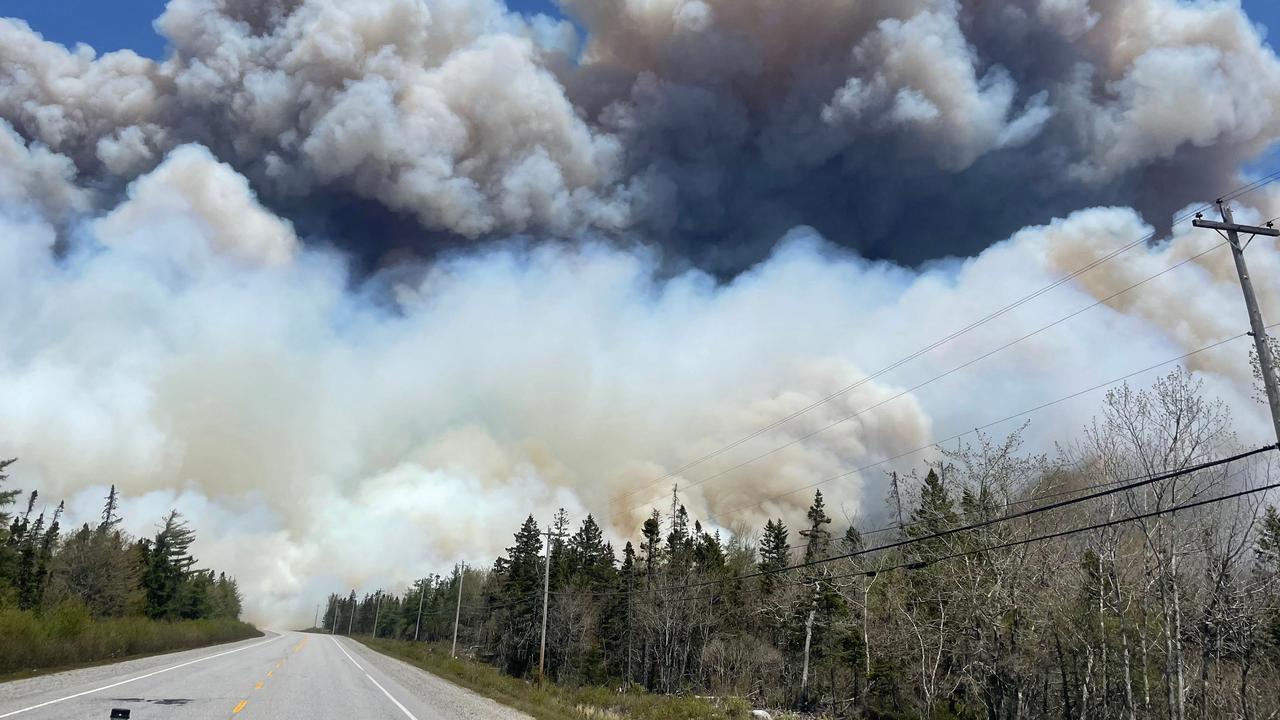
[232,699,247,713]
[267,670,273,678]
[255,681,263,690]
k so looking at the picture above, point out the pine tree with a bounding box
[0,458,18,599]
[0,457,17,530]
[140,510,197,619]
[759,518,790,597]
[491,515,544,676]
[98,485,121,534]
[569,515,615,587]
[909,468,956,537]
[842,524,864,553]
[640,510,662,584]
[800,490,833,564]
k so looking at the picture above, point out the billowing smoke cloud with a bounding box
[3,0,1280,268]
[2,0,1280,626]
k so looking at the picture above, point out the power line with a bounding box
[636,465,1272,609]
[701,324,1275,524]
[698,442,1236,559]
[602,172,1280,513]
[555,443,1276,600]
[613,240,1232,519]
[845,475,1279,579]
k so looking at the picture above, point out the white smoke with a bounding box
[3,126,1276,624]
[3,0,1279,258]
[2,0,1280,626]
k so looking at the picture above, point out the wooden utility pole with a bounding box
[1194,201,1280,444]
[347,592,356,635]
[625,570,633,684]
[451,563,466,658]
[413,578,426,642]
[313,604,319,630]
[371,590,383,638]
[330,596,339,635]
[538,526,566,683]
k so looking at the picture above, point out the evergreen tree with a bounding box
[140,510,197,620]
[640,510,662,584]
[842,524,864,553]
[758,518,791,599]
[800,490,833,564]
[491,515,543,676]
[569,515,615,587]
[909,468,957,539]
[0,458,17,601]
[98,484,121,533]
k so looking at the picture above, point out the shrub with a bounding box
[0,609,261,677]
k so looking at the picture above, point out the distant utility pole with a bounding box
[347,592,356,635]
[538,526,566,682]
[371,591,383,638]
[1194,200,1280,444]
[331,597,339,635]
[313,604,320,630]
[414,578,427,642]
[451,563,466,659]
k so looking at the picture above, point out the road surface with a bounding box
[0,631,530,720]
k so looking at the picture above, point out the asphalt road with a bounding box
[0,631,530,720]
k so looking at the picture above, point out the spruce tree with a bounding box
[759,518,790,597]
[140,510,197,619]
[492,515,543,676]
[800,490,833,564]
[0,458,17,597]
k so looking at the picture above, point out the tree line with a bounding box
[324,370,1280,719]
[0,465,242,623]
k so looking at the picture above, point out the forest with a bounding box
[324,370,1280,720]
[0,464,255,675]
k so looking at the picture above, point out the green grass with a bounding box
[0,604,262,679]
[356,637,753,720]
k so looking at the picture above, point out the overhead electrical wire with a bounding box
[612,240,1234,519]
[701,323,1277,524]
[627,465,1272,609]
[603,171,1280,513]
[552,443,1277,600]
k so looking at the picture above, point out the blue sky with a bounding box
[1,0,564,57]
[13,1,1271,59]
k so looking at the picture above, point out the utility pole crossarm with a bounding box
[1194,200,1280,445]
[1191,218,1280,237]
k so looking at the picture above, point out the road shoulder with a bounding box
[344,638,534,720]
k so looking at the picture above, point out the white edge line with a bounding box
[0,634,282,718]
[330,637,419,720]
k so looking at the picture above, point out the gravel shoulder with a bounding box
[345,638,534,720]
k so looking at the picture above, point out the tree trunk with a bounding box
[800,606,816,703]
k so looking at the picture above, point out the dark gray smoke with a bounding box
[2,0,1278,270]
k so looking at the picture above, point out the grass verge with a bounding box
[0,605,262,680]
[355,637,753,720]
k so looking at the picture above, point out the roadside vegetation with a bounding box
[358,637,758,720]
[0,461,256,677]
[326,370,1280,719]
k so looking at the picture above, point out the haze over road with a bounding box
[0,632,529,720]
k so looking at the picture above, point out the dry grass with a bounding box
[0,604,261,678]
[356,637,745,720]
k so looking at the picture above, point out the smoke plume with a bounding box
[2,0,1280,625]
